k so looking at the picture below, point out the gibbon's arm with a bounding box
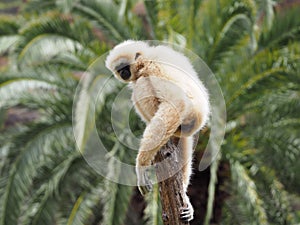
[136,101,182,194]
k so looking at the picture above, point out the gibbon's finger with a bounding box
[138,183,153,196]
[180,207,194,221]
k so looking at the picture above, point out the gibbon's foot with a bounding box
[136,166,153,195]
[180,203,194,222]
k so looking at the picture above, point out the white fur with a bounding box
[105,40,210,221]
[105,40,210,130]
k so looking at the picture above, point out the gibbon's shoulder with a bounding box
[151,45,198,79]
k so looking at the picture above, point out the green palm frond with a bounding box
[0,79,57,109]
[0,66,78,89]
[18,34,92,69]
[193,0,257,60]
[15,14,97,68]
[52,157,104,225]
[225,75,299,192]
[258,6,300,50]
[73,73,116,151]
[158,0,186,34]
[255,168,297,224]
[20,149,79,225]
[72,62,135,225]
[20,13,81,43]
[0,15,19,35]
[101,144,134,225]
[230,161,268,225]
[257,130,300,191]
[207,13,255,69]
[72,0,130,43]
[0,123,72,225]
[0,35,19,55]
[23,0,56,13]
[260,89,300,121]
[144,184,163,225]
[255,0,276,31]
[226,43,299,117]
[0,16,20,55]
[102,181,133,225]
[64,180,104,225]
[17,13,97,56]
[228,67,295,111]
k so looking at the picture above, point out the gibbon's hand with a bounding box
[136,166,152,195]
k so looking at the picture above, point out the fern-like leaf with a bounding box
[144,184,163,225]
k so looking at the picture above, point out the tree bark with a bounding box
[154,137,191,225]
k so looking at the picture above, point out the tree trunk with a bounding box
[154,137,190,225]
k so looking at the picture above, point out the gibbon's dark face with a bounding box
[115,62,131,81]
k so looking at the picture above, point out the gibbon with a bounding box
[105,40,210,221]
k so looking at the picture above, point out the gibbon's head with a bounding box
[105,40,151,82]
[106,40,200,84]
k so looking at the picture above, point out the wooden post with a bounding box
[154,137,191,225]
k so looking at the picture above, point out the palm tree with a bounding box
[0,0,299,225]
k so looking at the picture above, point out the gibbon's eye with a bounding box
[118,65,131,80]
[116,63,131,80]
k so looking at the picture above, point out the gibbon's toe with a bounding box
[180,205,194,222]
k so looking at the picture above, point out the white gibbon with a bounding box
[105,40,210,221]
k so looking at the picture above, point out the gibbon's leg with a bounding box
[136,101,182,195]
[180,136,194,192]
[179,136,194,221]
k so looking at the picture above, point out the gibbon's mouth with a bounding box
[116,63,131,80]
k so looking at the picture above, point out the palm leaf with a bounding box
[20,148,79,225]
[258,130,300,191]
[0,15,19,35]
[65,180,104,225]
[255,0,275,31]
[18,34,91,69]
[0,79,57,109]
[101,144,134,225]
[53,157,104,225]
[230,161,268,225]
[144,184,163,225]
[17,12,97,59]
[23,0,56,12]
[73,0,130,43]
[255,168,297,224]
[226,42,299,117]
[193,0,257,60]
[228,67,291,105]
[73,60,118,152]
[207,13,254,68]
[0,123,72,225]
[258,6,300,50]
[0,66,78,89]
[0,35,19,55]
